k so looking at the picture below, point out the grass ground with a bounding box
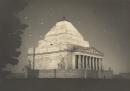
[0,79,130,91]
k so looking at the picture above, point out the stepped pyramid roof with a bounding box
[38,20,89,49]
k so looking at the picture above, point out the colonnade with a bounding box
[75,55,103,71]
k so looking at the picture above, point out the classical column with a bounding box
[82,55,84,69]
[94,57,96,71]
[85,56,88,69]
[100,58,103,71]
[91,57,93,70]
[97,58,99,71]
[87,56,90,70]
[93,57,95,71]
[75,55,79,69]
[98,58,103,71]
[78,55,81,69]
[81,55,83,69]
[84,56,86,69]
[89,56,91,70]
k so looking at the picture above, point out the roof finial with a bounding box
[58,17,69,22]
[61,17,67,21]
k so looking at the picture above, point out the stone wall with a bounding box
[7,69,113,79]
[38,69,84,78]
[38,69,113,79]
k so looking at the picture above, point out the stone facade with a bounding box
[27,20,113,78]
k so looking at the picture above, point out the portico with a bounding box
[74,55,103,71]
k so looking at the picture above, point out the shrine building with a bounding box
[27,19,113,78]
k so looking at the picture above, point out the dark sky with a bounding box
[16,0,130,74]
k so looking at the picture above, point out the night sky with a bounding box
[15,0,130,74]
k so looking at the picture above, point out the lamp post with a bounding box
[32,47,36,70]
[28,33,36,70]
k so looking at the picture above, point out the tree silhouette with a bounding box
[0,0,28,76]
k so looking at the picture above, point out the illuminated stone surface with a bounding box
[28,20,103,70]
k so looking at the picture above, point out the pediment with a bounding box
[72,45,104,56]
[85,47,103,56]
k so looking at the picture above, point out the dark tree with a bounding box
[0,0,28,76]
